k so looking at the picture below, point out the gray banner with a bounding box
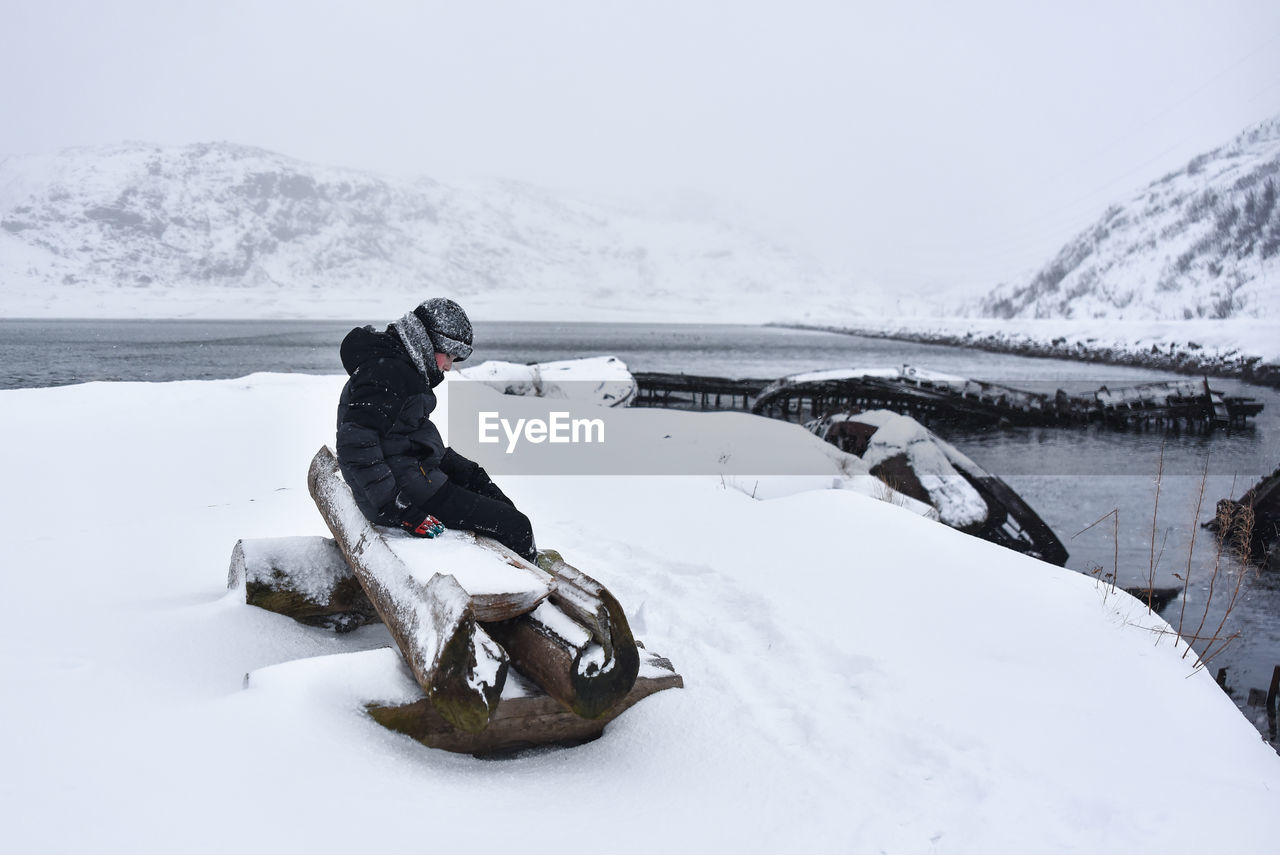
[447,381,846,476]
[446,380,1266,478]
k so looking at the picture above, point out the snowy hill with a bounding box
[980,115,1280,321]
[0,142,858,321]
[2,372,1278,852]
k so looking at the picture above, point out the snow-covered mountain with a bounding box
[0,142,860,321]
[980,115,1280,321]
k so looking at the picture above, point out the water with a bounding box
[4,318,1278,739]
[0,318,351,388]
[0,317,1228,389]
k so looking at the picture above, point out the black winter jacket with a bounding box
[336,325,455,526]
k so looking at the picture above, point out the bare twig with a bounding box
[1200,481,1256,667]
[1073,508,1120,596]
[1195,633,1243,672]
[1111,508,1119,596]
[1147,441,1165,610]
[1153,528,1170,585]
[1189,480,1231,660]
[1073,507,1119,540]
[1176,454,1211,653]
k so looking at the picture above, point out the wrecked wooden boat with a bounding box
[632,372,770,411]
[1205,464,1280,569]
[745,366,1262,433]
[1094,378,1262,430]
[808,409,1069,565]
[457,355,637,407]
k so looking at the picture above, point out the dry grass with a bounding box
[1079,450,1259,674]
[1146,441,1168,608]
[872,473,916,510]
[1194,489,1256,671]
[1075,508,1120,599]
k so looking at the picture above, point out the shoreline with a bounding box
[778,320,1280,390]
[4,312,1278,390]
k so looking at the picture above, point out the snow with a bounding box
[1,372,1278,853]
[471,632,507,695]
[778,367,899,384]
[232,536,349,603]
[777,366,970,387]
[576,644,613,678]
[527,600,594,650]
[804,316,1280,379]
[384,529,549,598]
[836,409,989,529]
[456,355,636,407]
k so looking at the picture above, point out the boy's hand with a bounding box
[403,514,445,538]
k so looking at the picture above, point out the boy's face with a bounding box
[435,352,455,372]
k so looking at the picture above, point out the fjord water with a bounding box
[4,318,1278,737]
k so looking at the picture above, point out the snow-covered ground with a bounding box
[2,371,1277,853]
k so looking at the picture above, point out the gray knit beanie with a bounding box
[413,297,473,362]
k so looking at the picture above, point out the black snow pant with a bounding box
[424,481,537,562]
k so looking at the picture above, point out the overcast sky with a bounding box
[4,1,1279,297]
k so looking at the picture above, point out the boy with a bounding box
[335,298,537,560]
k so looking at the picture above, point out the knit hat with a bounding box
[413,297,473,362]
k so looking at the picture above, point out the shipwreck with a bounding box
[807,409,1069,565]
[1206,464,1280,571]
[633,365,1264,433]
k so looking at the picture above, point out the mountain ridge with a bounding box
[0,141,857,321]
[978,114,1280,321]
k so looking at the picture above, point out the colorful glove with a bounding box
[402,514,445,538]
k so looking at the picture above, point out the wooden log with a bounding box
[307,446,507,733]
[387,531,554,621]
[368,648,683,755]
[542,551,637,664]
[474,541,636,662]
[478,545,641,719]
[228,535,552,626]
[484,601,633,720]
[228,537,379,632]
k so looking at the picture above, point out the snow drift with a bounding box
[1,371,1277,853]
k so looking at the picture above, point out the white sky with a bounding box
[4,0,1279,297]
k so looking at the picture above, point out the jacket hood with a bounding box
[339,324,445,387]
[340,325,407,376]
